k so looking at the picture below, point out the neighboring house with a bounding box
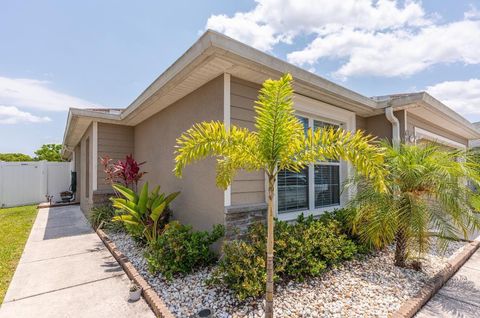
[62,30,480,239]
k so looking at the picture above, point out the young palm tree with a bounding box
[349,142,480,267]
[173,74,386,317]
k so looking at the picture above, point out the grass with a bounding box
[0,205,38,303]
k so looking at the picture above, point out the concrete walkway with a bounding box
[416,249,480,318]
[0,205,154,318]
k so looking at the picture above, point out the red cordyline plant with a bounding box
[101,154,146,191]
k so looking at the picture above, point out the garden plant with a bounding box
[173,73,386,317]
[111,182,179,243]
[349,142,480,267]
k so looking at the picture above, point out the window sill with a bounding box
[276,205,342,222]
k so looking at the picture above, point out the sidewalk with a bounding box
[0,205,154,318]
[416,248,480,317]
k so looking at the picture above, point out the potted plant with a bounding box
[129,281,142,301]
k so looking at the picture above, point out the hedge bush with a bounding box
[211,215,358,300]
[146,221,224,279]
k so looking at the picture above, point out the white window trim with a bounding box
[92,121,98,193]
[414,127,467,150]
[275,94,356,221]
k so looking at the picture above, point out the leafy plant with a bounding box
[111,182,179,243]
[146,221,224,279]
[173,73,386,317]
[89,205,123,232]
[101,154,146,191]
[210,216,357,300]
[349,142,480,267]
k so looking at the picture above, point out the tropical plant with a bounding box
[89,205,123,232]
[101,154,146,191]
[146,221,224,279]
[210,216,357,300]
[34,144,63,162]
[349,142,480,267]
[173,73,386,317]
[111,182,179,243]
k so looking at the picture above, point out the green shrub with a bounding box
[211,215,358,300]
[89,205,122,232]
[146,221,224,279]
[319,208,374,254]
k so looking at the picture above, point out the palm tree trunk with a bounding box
[265,174,275,318]
[394,229,407,267]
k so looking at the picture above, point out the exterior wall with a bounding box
[230,77,266,206]
[407,112,468,146]
[79,124,94,215]
[96,123,134,191]
[134,75,224,232]
[363,110,405,142]
[356,116,367,132]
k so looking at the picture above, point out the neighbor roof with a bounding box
[62,30,480,157]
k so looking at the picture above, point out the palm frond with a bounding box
[301,127,387,192]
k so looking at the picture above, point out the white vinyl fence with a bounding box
[0,161,72,208]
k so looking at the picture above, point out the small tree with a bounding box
[34,144,63,161]
[173,74,386,317]
[349,142,480,267]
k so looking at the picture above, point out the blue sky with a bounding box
[1,0,480,155]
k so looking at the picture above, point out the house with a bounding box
[62,30,480,239]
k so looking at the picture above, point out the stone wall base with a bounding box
[224,203,268,240]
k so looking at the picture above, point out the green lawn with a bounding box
[0,205,38,303]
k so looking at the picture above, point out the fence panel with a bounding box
[0,161,71,208]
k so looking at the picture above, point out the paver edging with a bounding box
[392,239,480,318]
[96,229,175,318]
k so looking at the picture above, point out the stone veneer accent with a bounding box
[224,203,268,240]
[92,189,115,207]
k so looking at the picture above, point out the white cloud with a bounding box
[206,0,429,52]
[0,106,51,124]
[206,0,480,78]
[288,19,480,78]
[426,79,480,118]
[0,76,99,112]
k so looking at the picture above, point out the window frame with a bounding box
[273,94,356,221]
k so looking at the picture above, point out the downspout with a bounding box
[385,106,400,150]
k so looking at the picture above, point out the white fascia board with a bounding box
[414,127,467,149]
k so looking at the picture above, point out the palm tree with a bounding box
[349,142,480,267]
[173,74,386,317]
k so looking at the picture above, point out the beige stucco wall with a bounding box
[363,110,406,142]
[356,116,367,133]
[407,112,468,146]
[230,77,266,205]
[79,123,93,214]
[134,75,224,232]
[97,123,134,191]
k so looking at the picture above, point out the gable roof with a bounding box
[62,30,480,156]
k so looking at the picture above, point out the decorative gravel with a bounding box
[107,231,466,318]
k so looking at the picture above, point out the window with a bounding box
[313,120,340,208]
[277,116,342,215]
